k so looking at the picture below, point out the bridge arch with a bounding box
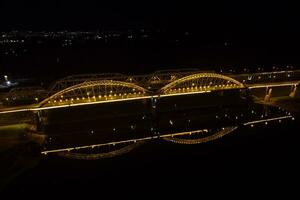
[160,73,245,94]
[48,73,126,94]
[39,80,148,107]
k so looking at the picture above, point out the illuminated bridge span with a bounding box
[160,73,245,94]
[48,69,300,94]
[48,68,202,94]
[39,80,149,108]
[2,69,300,108]
[1,70,299,113]
[36,72,245,108]
[231,69,300,84]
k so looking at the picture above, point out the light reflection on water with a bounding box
[0,95,299,194]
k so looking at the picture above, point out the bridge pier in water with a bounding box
[150,95,159,136]
[32,110,48,132]
[264,87,272,102]
[289,85,297,98]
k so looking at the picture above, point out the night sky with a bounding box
[1,1,300,33]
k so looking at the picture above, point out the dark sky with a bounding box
[0,0,299,32]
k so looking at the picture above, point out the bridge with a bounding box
[0,69,299,159]
[1,69,299,113]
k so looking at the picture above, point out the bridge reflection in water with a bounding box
[38,80,293,159]
[0,71,296,159]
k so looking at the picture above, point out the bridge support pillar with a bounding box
[289,85,297,98]
[32,110,48,132]
[150,95,159,136]
[264,87,272,102]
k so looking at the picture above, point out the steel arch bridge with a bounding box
[39,80,149,107]
[37,72,245,108]
[160,73,245,94]
[47,68,207,95]
[48,73,126,94]
[32,72,247,160]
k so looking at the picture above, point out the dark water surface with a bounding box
[0,102,299,196]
